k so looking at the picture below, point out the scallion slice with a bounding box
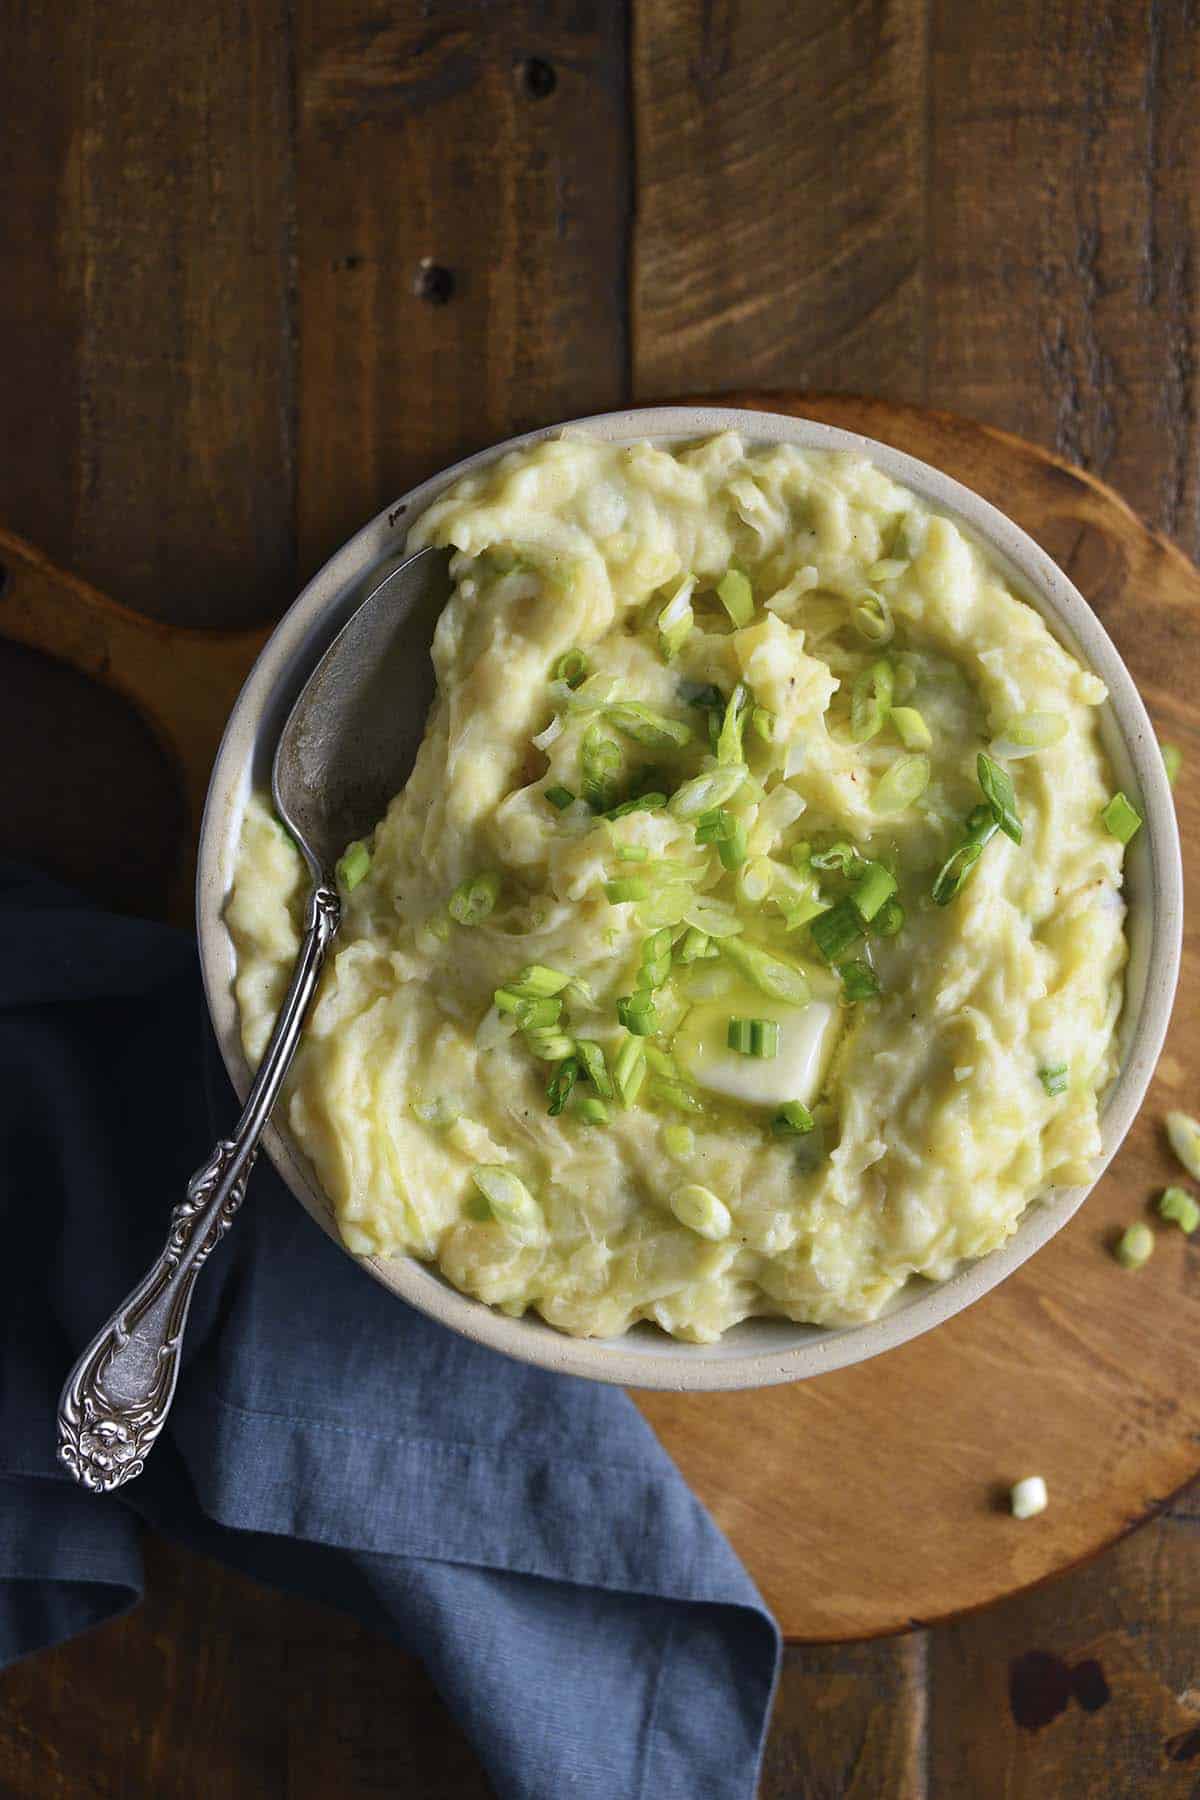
[736,856,773,907]
[839,959,880,1002]
[668,764,745,819]
[1038,1064,1069,1097]
[658,575,696,660]
[810,841,865,876]
[670,1182,731,1239]
[545,785,576,810]
[1114,1222,1154,1269]
[1158,1187,1200,1233]
[752,1019,780,1057]
[751,706,777,744]
[524,1031,576,1062]
[613,1035,647,1105]
[717,681,751,765]
[1100,791,1142,844]
[851,590,893,645]
[716,820,749,871]
[574,1039,613,1098]
[580,722,622,812]
[651,1079,705,1115]
[617,993,658,1036]
[871,752,930,814]
[515,997,562,1031]
[553,648,590,689]
[616,843,649,862]
[663,1123,695,1159]
[574,1095,610,1125]
[722,937,811,1004]
[471,1165,543,1237]
[336,840,371,892]
[511,964,571,998]
[977,752,1022,843]
[726,1017,753,1055]
[931,807,998,905]
[890,705,932,750]
[809,898,864,965]
[448,871,501,926]
[994,712,1068,756]
[607,791,668,818]
[1166,1112,1200,1181]
[874,896,905,937]
[851,860,897,923]
[682,896,744,938]
[717,568,754,628]
[546,1057,579,1117]
[772,1101,814,1136]
[678,927,714,962]
[605,877,649,905]
[850,660,894,744]
[695,806,737,845]
[606,703,693,751]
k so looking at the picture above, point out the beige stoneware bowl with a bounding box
[197,407,1182,1390]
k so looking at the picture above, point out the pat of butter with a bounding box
[674,996,837,1109]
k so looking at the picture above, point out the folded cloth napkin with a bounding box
[0,864,779,1799]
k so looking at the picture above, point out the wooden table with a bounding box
[3,3,1199,1794]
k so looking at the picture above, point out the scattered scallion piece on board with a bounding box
[1158,1187,1200,1233]
[1114,1222,1154,1269]
[1166,1112,1200,1181]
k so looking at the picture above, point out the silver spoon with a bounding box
[57,545,452,1492]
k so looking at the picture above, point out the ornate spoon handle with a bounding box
[57,883,340,1493]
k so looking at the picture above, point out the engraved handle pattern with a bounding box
[57,883,340,1493]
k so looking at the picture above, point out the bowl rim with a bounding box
[197,403,1183,1391]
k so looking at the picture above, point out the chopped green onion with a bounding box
[753,1019,780,1057]
[678,927,715,962]
[998,712,1068,753]
[636,885,693,928]
[511,964,571,998]
[545,785,576,811]
[727,1017,753,1055]
[668,764,745,819]
[736,856,773,907]
[683,896,744,938]
[607,791,668,818]
[547,1058,579,1117]
[1038,1064,1069,1097]
[1100,791,1142,844]
[1166,1112,1200,1181]
[574,1040,613,1098]
[977,752,1022,844]
[652,1079,705,1115]
[336,840,371,892]
[616,843,649,862]
[637,928,673,990]
[810,898,865,964]
[524,1031,575,1062]
[494,987,523,1014]
[606,877,650,904]
[851,860,897,923]
[1114,1221,1154,1269]
[839,959,880,1002]
[722,937,811,1004]
[448,871,501,926]
[1159,1187,1200,1232]
[717,681,752,765]
[617,993,658,1036]
[890,706,932,750]
[772,1101,815,1136]
[751,706,777,744]
[641,1044,676,1078]
[871,752,930,814]
[471,1165,543,1237]
[851,590,894,644]
[658,576,696,660]
[553,648,590,689]
[606,703,693,751]
[1161,742,1182,787]
[717,820,749,870]
[695,806,736,845]
[874,897,905,936]
[670,1183,731,1239]
[1010,1476,1048,1520]
[613,1035,647,1105]
[850,660,893,744]
[515,997,561,1031]
[810,841,865,876]
[581,722,622,811]
[663,1123,695,1159]
[776,892,829,931]
[932,808,998,905]
[575,1095,610,1125]
[717,568,754,628]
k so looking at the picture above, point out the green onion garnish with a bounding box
[515,997,562,1031]
[471,1165,543,1236]
[613,1035,647,1105]
[663,1123,695,1159]
[851,590,893,644]
[850,660,894,744]
[839,960,880,1002]
[890,705,932,750]
[736,857,773,907]
[753,1019,781,1058]
[851,860,897,923]
[1166,1112,1200,1181]
[617,993,658,1036]
[637,928,673,990]
[931,806,998,905]
[874,897,905,937]
[545,785,575,811]
[605,877,649,905]
[553,648,590,689]
[809,842,865,876]
[574,1095,610,1126]
[524,1031,575,1062]
[750,706,776,744]
[678,927,715,962]
[616,844,649,862]
[717,681,751,765]
[670,1182,731,1239]
[651,1079,705,1115]
[580,722,622,812]
[511,964,571,998]
[1100,791,1142,844]
[447,871,501,926]
[1114,1222,1154,1269]
[810,898,865,965]
[717,568,754,628]
[871,752,930,814]
[1158,1187,1200,1233]
[575,1039,613,1098]
[606,703,693,751]
[722,938,811,1004]
[658,576,696,661]
[494,987,523,1014]
[606,791,668,818]
[643,1044,677,1079]
[977,752,1022,844]
[1161,742,1182,787]
[546,1057,579,1117]
[772,1101,814,1136]
[717,820,749,870]
[998,712,1067,752]
[695,806,737,845]
[727,1017,753,1055]
[336,840,371,892]
[1038,1064,1069,1097]
[668,764,745,819]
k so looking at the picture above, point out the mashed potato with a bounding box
[227,433,1130,1342]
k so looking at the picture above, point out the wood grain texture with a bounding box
[295,0,631,578]
[631,0,928,404]
[0,0,294,629]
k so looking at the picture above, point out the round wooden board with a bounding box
[1,394,1195,1642]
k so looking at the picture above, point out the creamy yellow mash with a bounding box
[227,432,1130,1342]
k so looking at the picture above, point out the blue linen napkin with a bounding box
[0,864,780,1799]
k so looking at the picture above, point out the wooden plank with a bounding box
[294,0,631,577]
[926,0,1200,557]
[0,0,294,629]
[630,0,928,403]
[929,1503,1200,1797]
[763,1637,928,1799]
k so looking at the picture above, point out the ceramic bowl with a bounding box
[197,406,1183,1390]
